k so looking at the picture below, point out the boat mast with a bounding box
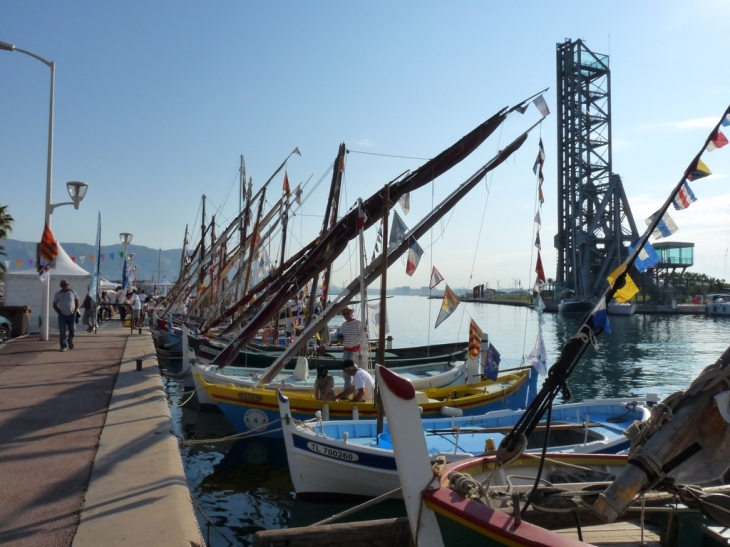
[305,143,345,330]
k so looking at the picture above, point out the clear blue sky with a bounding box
[2,1,730,290]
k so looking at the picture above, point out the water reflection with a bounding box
[161,299,730,546]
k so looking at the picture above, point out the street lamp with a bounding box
[119,233,133,288]
[1,40,88,341]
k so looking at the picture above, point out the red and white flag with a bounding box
[429,266,444,289]
[405,237,424,276]
[533,95,550,117]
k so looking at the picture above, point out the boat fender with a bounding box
[352,406,359,420]
[322,403,330,421]
[262,328,275,345]
[440,406,463,417]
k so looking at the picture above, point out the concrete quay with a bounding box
[0,320,203,547]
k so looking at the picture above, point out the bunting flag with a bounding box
[527,328,547,375]
[283,171,291,197]
[3,260,8,271]
[294,184,302,205]
[399,192,410,215]
[484,342,501,381]
[468,319,482,360]
[723,114,730,127]
[515,103,529,114]
[535,252,546,283]
[15,259,22,268]
[367,301,390,335]
[706,129,728,152]
[532,138,545,183]
[672,182,697,210]
[70,256,76,262]
[533,95,550,117]
[686,158,712,181]
[293,147,301,156]
[538,185,544,205]
[405,237,424,276]
[257,248,271,277]
[434,284,460,328]
[78,256,86,265]
[592,299,612,334]
[389,210,408,248]
[372,222,383,261]
[646,211,678,239]
[607,265,640,303]
[534,232,541,251]
[429,266,445,290]
[629,239,660,272]
[533,292,546,325]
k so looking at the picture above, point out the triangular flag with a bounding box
[283,171,291,197]
[534,231,541,251]
[15,259,22,268]
[533,292,546,325]
[672,182,697,210]
[399,192,410,215]
[706,129,728,152]
[535,251,546,283]
[686,158,711,181]
[722,113,730,127]
[434,285,460,329]
[629,239,660,273]
[532,138,545,183]
[429,266,445,290]
[646,211,678,240]
[534,211,541,227]
[533,95,550,117]
[389,210,408,248]
[405,237,424,276]
[608,265,640,303]
[527,328,547,375]
[468,319,482,361]
[515,104,529,114]
[538,185,544,205]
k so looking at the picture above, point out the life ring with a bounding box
[262,328,275,345]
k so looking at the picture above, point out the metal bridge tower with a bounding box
[554,38,640,301]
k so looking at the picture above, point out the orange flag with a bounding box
[468,319,483,360]
[283,172,291,197]
[39,223,59,265]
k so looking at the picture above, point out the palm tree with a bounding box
[0,204,14,240]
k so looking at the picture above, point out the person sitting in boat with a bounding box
[335,360,374,403]
[314,366,336,401]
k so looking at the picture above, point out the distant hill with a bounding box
[1,239,182,284]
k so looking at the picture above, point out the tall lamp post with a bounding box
[120,233,133,288]
[1,40,89,341]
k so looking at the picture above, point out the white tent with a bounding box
[4,243,92,333]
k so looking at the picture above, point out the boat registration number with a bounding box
[307,442,359,462]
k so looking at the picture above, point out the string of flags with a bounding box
[4,248,144,271]
[592,107,730,335]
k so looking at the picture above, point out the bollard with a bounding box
[136,358,143,371]
[138,327,142,334]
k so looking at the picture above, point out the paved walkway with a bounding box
[0,320,202,547]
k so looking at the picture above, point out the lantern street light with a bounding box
[1,40,89,341]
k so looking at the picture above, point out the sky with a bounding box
[2,1,730,291]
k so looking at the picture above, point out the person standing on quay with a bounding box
[53,279,79,351]
[337,306,367,390]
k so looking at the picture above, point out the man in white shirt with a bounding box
[128,289,142,327]
[52,279,79,351]
[335,360,375,403]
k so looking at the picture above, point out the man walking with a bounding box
[52,279,79,351]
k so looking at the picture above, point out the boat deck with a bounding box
[556,521,661,546]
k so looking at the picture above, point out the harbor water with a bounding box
[164,295,730,546]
